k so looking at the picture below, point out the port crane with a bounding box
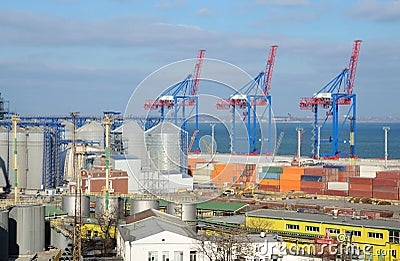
[299,40,362,158]
[144,50,205,152]
[216,45,278,154]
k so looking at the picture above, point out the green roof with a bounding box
[197,201,248,212]
[45,205,68,217]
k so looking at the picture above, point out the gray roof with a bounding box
[206,215,246,225]
[119,215,197,242]
[246,209,400,230]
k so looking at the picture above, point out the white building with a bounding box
[116,209,208,261]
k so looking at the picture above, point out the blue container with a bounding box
[258,172,281,180]
[301,175,323,182]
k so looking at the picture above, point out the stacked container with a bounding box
[373,171,400,200]
[325,182,349,196]
[279,167,304,192]
[211,163,246,187]
[349,177,374,198]
[258,166,282,192]
[338,165,360,182]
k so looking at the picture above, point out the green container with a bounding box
[262,166,283,173]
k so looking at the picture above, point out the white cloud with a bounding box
[350,0,400,22]
[196,8,211,16]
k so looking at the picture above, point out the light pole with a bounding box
[296,127,303,166]
[383,126,390,168]
[211,122,215,160]
[317,124,321,160]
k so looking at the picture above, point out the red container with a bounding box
[373,178,398,187]
[258,184,280,192]
[373,191,398,200]
[360,210,378,219]
[373,185,397,192]
[302,187,324,194]
[349,190,373,198]
[349,177,374,185]
[349,183,373,191]
[375,170,400,180]
[324,189,348,196]
[301,181,326,189]
[304,167,324,175]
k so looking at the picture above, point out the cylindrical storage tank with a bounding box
[167,201,175,216]
[130,198,160,215]
[95,196,124,219]
[77,121,104,148]
[121,121,147,166]
[145,122,185,173]
[62,194,90,217]
[8,204,45,256]
[0,210,9,260]
[26,126,44,190]
[181,202,197,221]
[61,120,74,141]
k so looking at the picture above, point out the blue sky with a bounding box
[0,0,399,118]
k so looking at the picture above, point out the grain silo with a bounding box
[130,198,160,215]
[121,120,147,165]
[95,196,124,220]
[0,209,8,260]
[8,204,45,256]
[145,122,187,174]
[61,194,90,217]
[77,120,104,148]
[26,126,44,190]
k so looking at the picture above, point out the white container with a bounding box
[327,182,349,191]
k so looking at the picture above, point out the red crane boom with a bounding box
[191,49,206,96]
[264,45,278,96]
[346,40,362,94]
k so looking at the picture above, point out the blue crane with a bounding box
[300,40,362,159]
[143,50,205,152]
[216,45,278,155]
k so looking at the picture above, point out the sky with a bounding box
[0,0,399,118]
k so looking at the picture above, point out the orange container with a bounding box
[280,180,301,192]
[211,163,246,186]
[259,179,280,186]
[282,167,305,175]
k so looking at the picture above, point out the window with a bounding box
[189,251,197,261]
[345,230,361,237]
[162,252,169,261]
[306,226,320,232]
[391,249,397,258]
[368,232,383,239]
[174,251,183,261]
[286,224,299,230]
[148,251,158,261]
[389,231,400,243]
[328,228,340,234]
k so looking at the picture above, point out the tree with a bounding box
[196,226,256,261]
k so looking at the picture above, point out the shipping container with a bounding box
[258,172,280,180]
[301,175,323,182]
[375,170,400,180]
[258,184,280,192]
[301,181,326,189]
[282,167,305,175]
[349,183,373,191]
[262,166,283,173]
[303,167,324,175]
[259,179,280,186]
[324,189,348,196]
[373,178,398,187]
[302,187,324,194]
[349,177,374,185]
[348,190,372,198]
[373,191,398,200]
[327,182,349,191]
